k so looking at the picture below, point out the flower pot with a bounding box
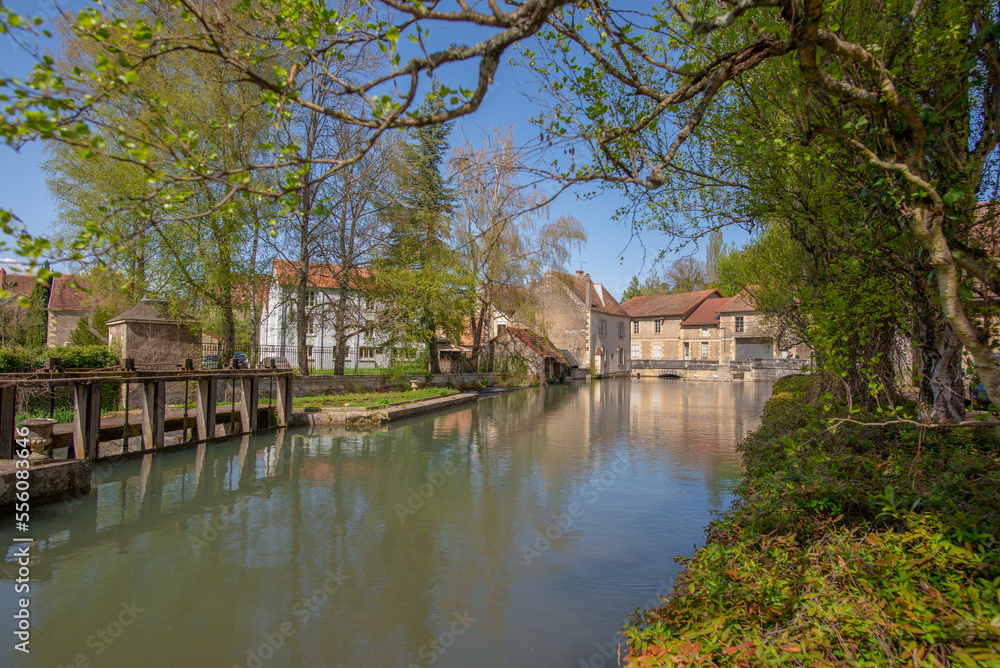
[21,417,58,465]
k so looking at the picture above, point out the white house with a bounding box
[258,259,402,371]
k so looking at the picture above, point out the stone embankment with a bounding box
[290,392,481,426]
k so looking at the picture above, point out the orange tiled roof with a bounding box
[717,286,760,313]
[621,289,722,317]
[682,297,734,326]
[1,271,37,299]
[47,275,98,312]
[273,259,374,290]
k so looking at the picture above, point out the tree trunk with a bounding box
[914,302,967,423]
[334,287,349,375]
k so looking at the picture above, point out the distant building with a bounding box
[622,289,722,363]
[258,259,397,370]
[46,275,101,348]
[624,286,811,370]
[533,270,631,377]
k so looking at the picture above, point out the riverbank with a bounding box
[625,375,1000,666]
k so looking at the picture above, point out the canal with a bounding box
[2,378,772,667]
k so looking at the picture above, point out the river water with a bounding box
[2,378,771,668]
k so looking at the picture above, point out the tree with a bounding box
[43,0,277,360]
[666,257,709,294]
[23,275,50,349]
[622,275,641,301]
[705,229,726,287]
[526,0,1000,418]
[376,88,468,374]
[451,127,585,358]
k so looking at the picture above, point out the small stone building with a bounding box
[490,327,570,383]
[106,300,200,367]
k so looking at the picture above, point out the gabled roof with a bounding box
[545,270,629,317]
[273,259,373,290]
[682,297,734,326]
[47,275,98,312]
[718,286,760,313]
[0,270,36,299]
[106,299,197,325]
[497,327,565,361]
[621,289,722,318]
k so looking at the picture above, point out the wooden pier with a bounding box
[0,367,294,461]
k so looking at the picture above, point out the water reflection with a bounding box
[1,379,770,668]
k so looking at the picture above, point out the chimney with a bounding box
[575,269,584,276]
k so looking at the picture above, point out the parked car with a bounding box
[202,352,248,370]
[261,356,292,370]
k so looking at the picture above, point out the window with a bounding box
[632,343,640,359]
[683,342,690,360]
[633,321,639,334]
[360,347,376,359]
[618,322,623,338]
[617,348,624,366]
[497,323,507,336]
[653,343,661,359]
[308,317,315,335]
[702,326,709,338]
[654,320,662,334]
[306,290,318,307]
[701,342,709,358]
[599,319,606,337]
[735,316,745,333]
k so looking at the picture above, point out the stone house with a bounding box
[533,270,631,376]
[679,296,735,362]
[622,289,722,365]
[46,275,101,347]
[489,327,570,383]
[717,287,810,361]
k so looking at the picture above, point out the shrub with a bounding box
[625,373,1000,667]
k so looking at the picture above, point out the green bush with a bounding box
[0,347,39,373]
[46,344,120,370]
[625,373,1000,666]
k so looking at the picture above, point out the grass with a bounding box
[624,374,1000,667]
[292,387,457,410]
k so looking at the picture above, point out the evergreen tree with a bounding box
[377,85,470,373]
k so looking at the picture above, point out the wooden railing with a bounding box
[0,365,293,461]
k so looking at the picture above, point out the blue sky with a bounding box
[0,0,750,300]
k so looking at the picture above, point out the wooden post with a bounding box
[141,380,165,450]
[0,384,15,459]
[73,380,103,460]
[196,379,217,441]
[240,376,259,433]
[275,374,292,427]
